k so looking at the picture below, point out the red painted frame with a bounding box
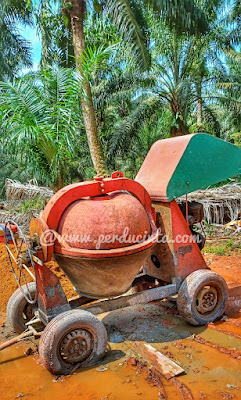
[41,173,158,258]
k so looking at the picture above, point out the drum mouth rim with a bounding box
[53,226,158,259]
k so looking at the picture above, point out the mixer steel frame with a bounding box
[31,195,209,325]
[4,133,237,374]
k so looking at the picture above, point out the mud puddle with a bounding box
[1,251,241,399]
[1,306,241,400]
[157,337,241,400]
[0,341,160,400]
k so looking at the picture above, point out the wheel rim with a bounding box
[195,283,222,317]
[5,220,37,304]
[59,329,93,365]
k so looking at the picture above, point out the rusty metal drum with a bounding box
[57,191,151,250]
[30,173,158,298]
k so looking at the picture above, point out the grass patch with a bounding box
[17,197,45,213]
[225,238,241,251]
[203,238,241,255]
[8,196,46,214]
[204,245,226,255]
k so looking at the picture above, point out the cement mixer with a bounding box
[3,133,241,375]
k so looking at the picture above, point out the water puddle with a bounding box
[0,341,159,400]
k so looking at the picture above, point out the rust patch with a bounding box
[178,245,193,256]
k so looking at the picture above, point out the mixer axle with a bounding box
[81,283,177,315]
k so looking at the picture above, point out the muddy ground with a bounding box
[0,243,241,400]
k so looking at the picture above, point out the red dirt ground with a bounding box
[0,244,241,400]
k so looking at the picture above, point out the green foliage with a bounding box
[0,68,93,189]
[145,0,208,35]
[0,0,240,189]
[104,0,209,70]
[0,0,33,80]
[204,245,226,255]
[35,0,75,68]
[226,238,241,251]
[0,153,37,198]
[203,220,215,236]
[77,44,118,81]
[105,0,151,70]
[16,196,46,213]
[204,239,241,255]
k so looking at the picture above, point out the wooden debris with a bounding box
[0,330,38,351]
[129,341,185,379]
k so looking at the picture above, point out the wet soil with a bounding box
[0,244,241,400]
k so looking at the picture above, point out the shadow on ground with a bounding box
[102,302,206,343]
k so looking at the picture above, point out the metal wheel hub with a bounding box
[196,286,218,314]
[60,329,93,364]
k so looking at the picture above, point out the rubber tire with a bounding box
[177,269,228,326]
[7,282,36,333]
[39,309,108,375]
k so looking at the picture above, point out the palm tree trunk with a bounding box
[170,100,188,135]
[65,0,107,176]
[177,117,188,135]
[197,98,202,125]
[196,79,203,127]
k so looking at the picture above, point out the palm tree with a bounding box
[0,0,33,80]
[106,28,196,156]
[35,0,75,69]
[0,68,91,190]
[106,0,240,150]
[189,0,240,130]
[214,54,241,141]
[62,0,108,176]
[229,0,241,26]
[61,0,208,176]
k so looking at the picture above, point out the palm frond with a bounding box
[144,0,208,34]
[108,95,161,160]
[106,0,151,70]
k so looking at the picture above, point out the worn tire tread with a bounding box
[7,283,36,333]
[177,269,228,326]
[39,309,107,375]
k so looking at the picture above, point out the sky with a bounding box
[18,24,42,72]
[18,0,42,72]
[18,0,239,74]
